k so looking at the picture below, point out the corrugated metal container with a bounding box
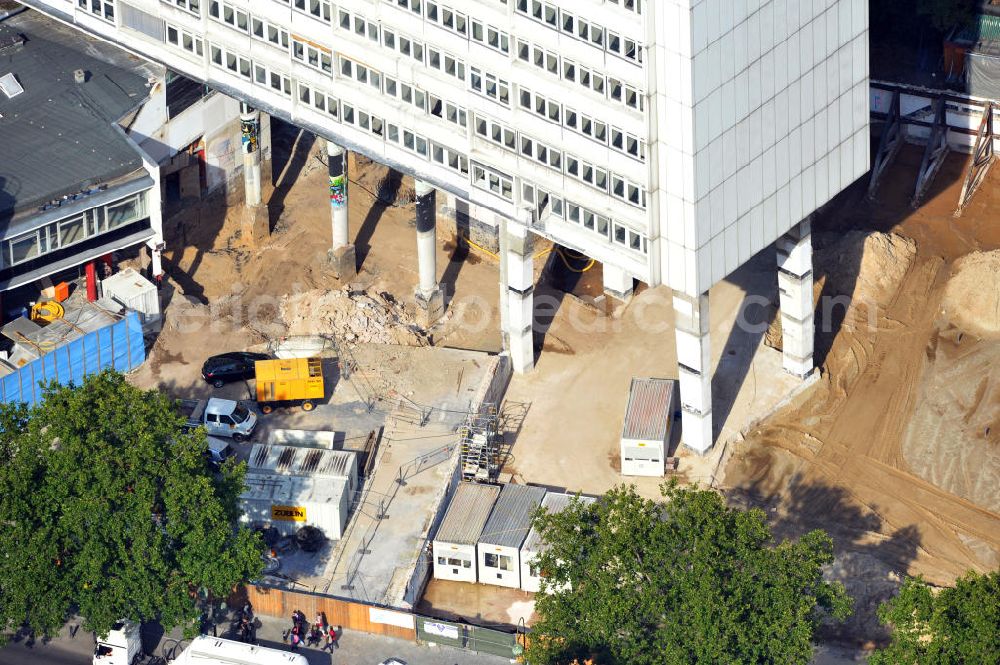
[239,472,350,540]
[520,493,597,593]
[621,378,675,478]
[477,483,546,588]
[100,267,160,330]
[248,443,358,496]
[432,482,500,583]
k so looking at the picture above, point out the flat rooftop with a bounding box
[0,10,158,223]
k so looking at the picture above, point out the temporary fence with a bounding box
[0,311,146,406]
[246,583,524,659]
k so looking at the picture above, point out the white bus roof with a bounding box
[173,636,308,665]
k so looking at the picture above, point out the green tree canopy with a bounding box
[870,570,1000,665]
[526,482,852,665]
[0,371,262,640]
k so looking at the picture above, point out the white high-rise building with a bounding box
[24,0,869,452]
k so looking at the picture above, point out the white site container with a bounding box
[240,472,350,540]
[620,378,676,477]
[477,483,546,589]
[100,267,160,330]
[432,482,500,583]
[248,443,358,497]
[520,493,597,593]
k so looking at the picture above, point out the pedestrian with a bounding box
[289,625,301,651]
[307,623,322,647]
[325,624,340,651]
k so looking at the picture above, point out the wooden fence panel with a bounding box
[246,585,417,642]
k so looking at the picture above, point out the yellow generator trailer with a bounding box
[254,357,324,413]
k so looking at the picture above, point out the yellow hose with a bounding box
[555,247,596,273]
[458,232,499,259]
[30,301,65,323]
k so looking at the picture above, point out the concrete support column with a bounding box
[240,104,262,207]
[147,241,163,279]
[414,179,444,327]
[239,103,269,244]
[503,222,535,374]
[673,292,713,453]
[326,141,356,281]
[776,219,814,378]
[603,263,634,301]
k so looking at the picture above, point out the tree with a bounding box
[526,482,852,665]
[870,570,1000,665]
[0,371,263,641]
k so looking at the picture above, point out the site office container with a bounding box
[476,484,545,589]
[620,378,675,477]
[240,472,350,539]
[254,357,324,413]
[432,482,500,583]
[520,493,597,593]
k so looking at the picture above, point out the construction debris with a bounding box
[280,287,429,346]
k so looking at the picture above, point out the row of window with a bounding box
[6,194,147,267]
[473,113,647,208]
[166,22,204,56]
[208,1,290,50]
[520,183,648,255]
[208,42,292,96]
[293,37,333,74]
[519,87,646,161]
[338,56,468,132]
[342,10,469,85]
[502,0,642,16]
[514,0,642,63]
[163,0,199,16]
[515,37,644,112]
[295,78,470,178]
[78,0,115,22]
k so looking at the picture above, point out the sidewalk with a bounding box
[0,613,514,665]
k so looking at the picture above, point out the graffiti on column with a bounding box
[329,175,346,208]
[240,117,259,154]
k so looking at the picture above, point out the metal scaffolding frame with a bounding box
[868,91,903,199]
[459,404,501,483]
[955,101,995,217]
[911,97,951,208]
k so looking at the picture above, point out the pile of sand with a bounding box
[942,250,1000,338]
[816,231,917,306]
[280,287,428,346]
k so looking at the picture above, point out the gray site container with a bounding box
[432,482,500,583]
[520,492,597,592]
[477,483,546,588]
[621,377,676,477]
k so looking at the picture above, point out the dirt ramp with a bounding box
[815,231,917,306]
[942,250,1000,338]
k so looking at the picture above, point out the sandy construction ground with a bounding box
[724,144,1000,646]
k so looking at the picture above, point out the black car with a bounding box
[201,351,270,388]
